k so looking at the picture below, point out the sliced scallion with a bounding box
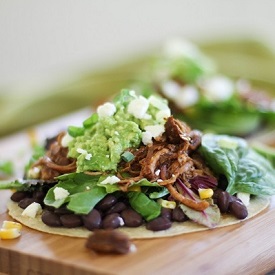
[121,151,134,162]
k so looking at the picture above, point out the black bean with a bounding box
[217,191,231,213]
[161,207,172,220]
[231,196,242,203]
[10,191,30,202]
[96,194,117,211]
[82,209,102,231]
[18,198,36,209]
[44,205,56,212]
[41,210,62,227]
[146,217,172,231]
[228,200,248,219]
[60,214,83,228]
[33,190,46,204]
[213,189,223,204]
[172,207,188,222]
[102,213,123,229]
[86,229,133,254]
[105,202,127,215]
[54,205,74,215]
[121,208,143,227]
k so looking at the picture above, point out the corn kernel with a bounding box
[2,221,22,231]
[198,188,214,199]
[128,185,141,192]
[158,199,176,209]
[0,228,21,240]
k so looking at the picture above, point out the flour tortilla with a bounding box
[7,196,270,239]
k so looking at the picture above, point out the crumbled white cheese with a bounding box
[144,125,165,138]
[27,166,41,179]
[100,175,121,185]
[148,95,168,110]
[77,148,88,155]
[97,102,116,117]
[61,132,74,147]
[155,169,160,176]
[201,76,234,101]
[77,148,92,160]
[22,202,42,218]
[142,124,165,145]
[156,109,171,121]
[85,153,92,160]
[237,192,250,207]
[161,80,181,100]
[142,131,153,145]
[54,187,70,200]
[175,85,199,108]
[127,95,150,119]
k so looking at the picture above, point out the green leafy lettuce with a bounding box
[199,134,275,196]
[127,191,161,221]
[44,173,106,214]
[43,172,167,218]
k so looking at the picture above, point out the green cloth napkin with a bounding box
[0,38,274,137]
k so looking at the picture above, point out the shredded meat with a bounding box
[118,116,214,211]
[32,132,76,180]
[165,116,191,145]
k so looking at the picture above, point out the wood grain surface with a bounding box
[0,111,274,275]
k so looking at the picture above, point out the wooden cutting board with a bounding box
[0,110,274,275]
[1,190,275,275]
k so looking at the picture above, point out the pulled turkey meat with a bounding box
[118,116,216,211]
[31,132,76,180]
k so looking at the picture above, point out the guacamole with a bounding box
[67,90,171,172]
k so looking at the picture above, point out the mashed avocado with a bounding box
[67,90,171,172]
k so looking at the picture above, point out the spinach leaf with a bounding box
[0,179,24,190]
[44,172,106,213]
[135,178,169,199]
[199,134,275,195]
[127,191,161,221]
[97,182,120,193]
[57,172,101,184]
[67,187,106,214]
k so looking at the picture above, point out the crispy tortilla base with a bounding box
[7,196,270,239]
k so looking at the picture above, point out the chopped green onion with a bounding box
[68,126,85,137]
[83,113,98,128]
[121,151,134,162]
